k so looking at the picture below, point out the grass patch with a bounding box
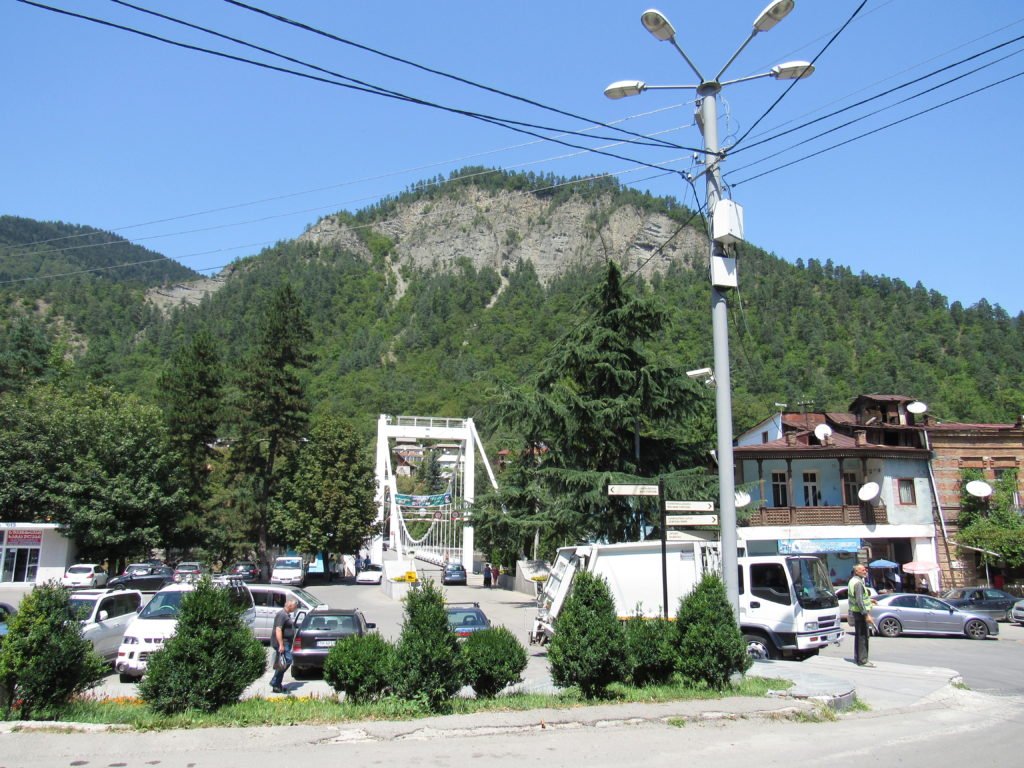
[845,696,871,713]
[30,675,793,731]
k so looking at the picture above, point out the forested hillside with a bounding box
[3,171,1022,432]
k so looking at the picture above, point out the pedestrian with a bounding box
[482,563,492,589]
[270,598,299,694]
[848,564,877,667]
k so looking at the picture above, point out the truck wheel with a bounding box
[743,633,778,661]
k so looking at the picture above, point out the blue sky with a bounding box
[4,1,1024,314]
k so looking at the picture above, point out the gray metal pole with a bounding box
[698,83,740,615]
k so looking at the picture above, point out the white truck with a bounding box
[530,540,842,661]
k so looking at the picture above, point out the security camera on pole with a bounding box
[606,2,814,615]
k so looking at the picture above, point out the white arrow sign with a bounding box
[665,500,715,512]
[666,514,719,527]
[608,484,660,496]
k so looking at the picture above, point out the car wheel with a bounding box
[743,633,778,661]
[877,617,902,638]
[119,673,139,684]
[964,619,989,640]
[1005,609,1013,623]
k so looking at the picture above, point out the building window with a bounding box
[897,478,916,505]
[761,431,769,444]
[802,472,820,506]
[843,472,859,505]
[771,472,788,507]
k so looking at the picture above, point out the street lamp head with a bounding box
[604,80,645,99]
[753,0,795,32]
[640,8,676,41]
[770,60,814,80]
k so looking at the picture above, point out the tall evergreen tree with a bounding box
[157,329,223,546]
[229,283,313,569]
[495,262,714,546]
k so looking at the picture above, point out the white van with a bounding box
[115,579,255,683]
[270,556,305,587]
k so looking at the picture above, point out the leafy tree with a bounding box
[392,580,462,711]
[0,315,53,394]
[139,579,265,714]
[0,384,186,562]
[623,615,677,686]
[417,449,446,494]
[495,261,714,547]
[0,582,106,719]
[228,283,313,570]
[957,469,1024,567]
[548,571,626,698]
[270,415,379,566]
[675,573,750,690]
[157,329,224,547]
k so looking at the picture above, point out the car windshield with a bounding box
[275,558,302,569]
[786,557,838,610]
[139,591,186,619]
[68,565,93,574]
[290,588,323,607]
[446,609,486,627]
[68,596,97,621]
[176,563,201,572]
[362,564,382,572]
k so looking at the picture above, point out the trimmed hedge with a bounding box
[461,627,528,697]
[392,581,462,711]
[323,633,395,703]
[623,616,677,686]
[675,573,751,690]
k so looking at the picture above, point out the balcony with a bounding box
[745,504,888,527]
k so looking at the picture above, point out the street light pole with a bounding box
[605,3,813,616]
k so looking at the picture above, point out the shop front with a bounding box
[0,523,74,585]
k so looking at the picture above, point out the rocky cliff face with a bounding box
[299,186,707,287]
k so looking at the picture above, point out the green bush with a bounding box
[461,627,528,697]
[675,573,751,690]
[623,616,677,686]
[0,581,106,719]
[392,581,462,711]
[138,579,265,714]
[548,571,626,698]
[323,633,395,703]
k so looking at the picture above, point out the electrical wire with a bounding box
[728,0,869,153]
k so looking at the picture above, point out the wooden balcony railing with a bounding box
[745,504,888,527]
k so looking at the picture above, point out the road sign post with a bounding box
[659,477,668,620]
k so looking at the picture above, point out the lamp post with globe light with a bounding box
[605,2,813,614]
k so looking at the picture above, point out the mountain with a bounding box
[3,170,1022,430]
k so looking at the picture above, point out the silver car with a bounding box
[69,589,143,662]
[1011,599,1024,625]
[870,593,998,640]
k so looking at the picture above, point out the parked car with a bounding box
[1011,599,1024,625]
[68,589,143,663]
[870,593,998,640]
[441,563,467,586]
[834,584,879,621]
[355,563,384,585]
[227,561,261,582]
[248,584,329,643]
[116,578,255,682]
[941,587,1018,621]
[290,609,376,678]
[61,564,108,589]
[108,564,175,593]
[172,561,208,583]
[445,602,491,639]
[270,556,305,587]
[0,603,15,637]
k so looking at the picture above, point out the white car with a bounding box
[834,584,879,621]
[116,579,255,683]
[69,589,143,663]
[61,563,108,589]
[355,563,384,585]
[270,556,305,587]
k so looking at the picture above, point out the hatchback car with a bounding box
[69,589,143,663]
[290,609,376,678]
[1011,599,1024,625]
[355,563,384,585]
[116,579,255,682]
[172,562,208,583]
[445,603,491,639]
[108,564,175,593]
[61,564,108,589]
[870,593,998,640]
[248,584,329,643]
[941,587,1018,621]
[227,561,261,582]
[441,563,467,586]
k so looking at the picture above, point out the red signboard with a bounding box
[5,530,42,546]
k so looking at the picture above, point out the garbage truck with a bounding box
[529,539,841,660]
